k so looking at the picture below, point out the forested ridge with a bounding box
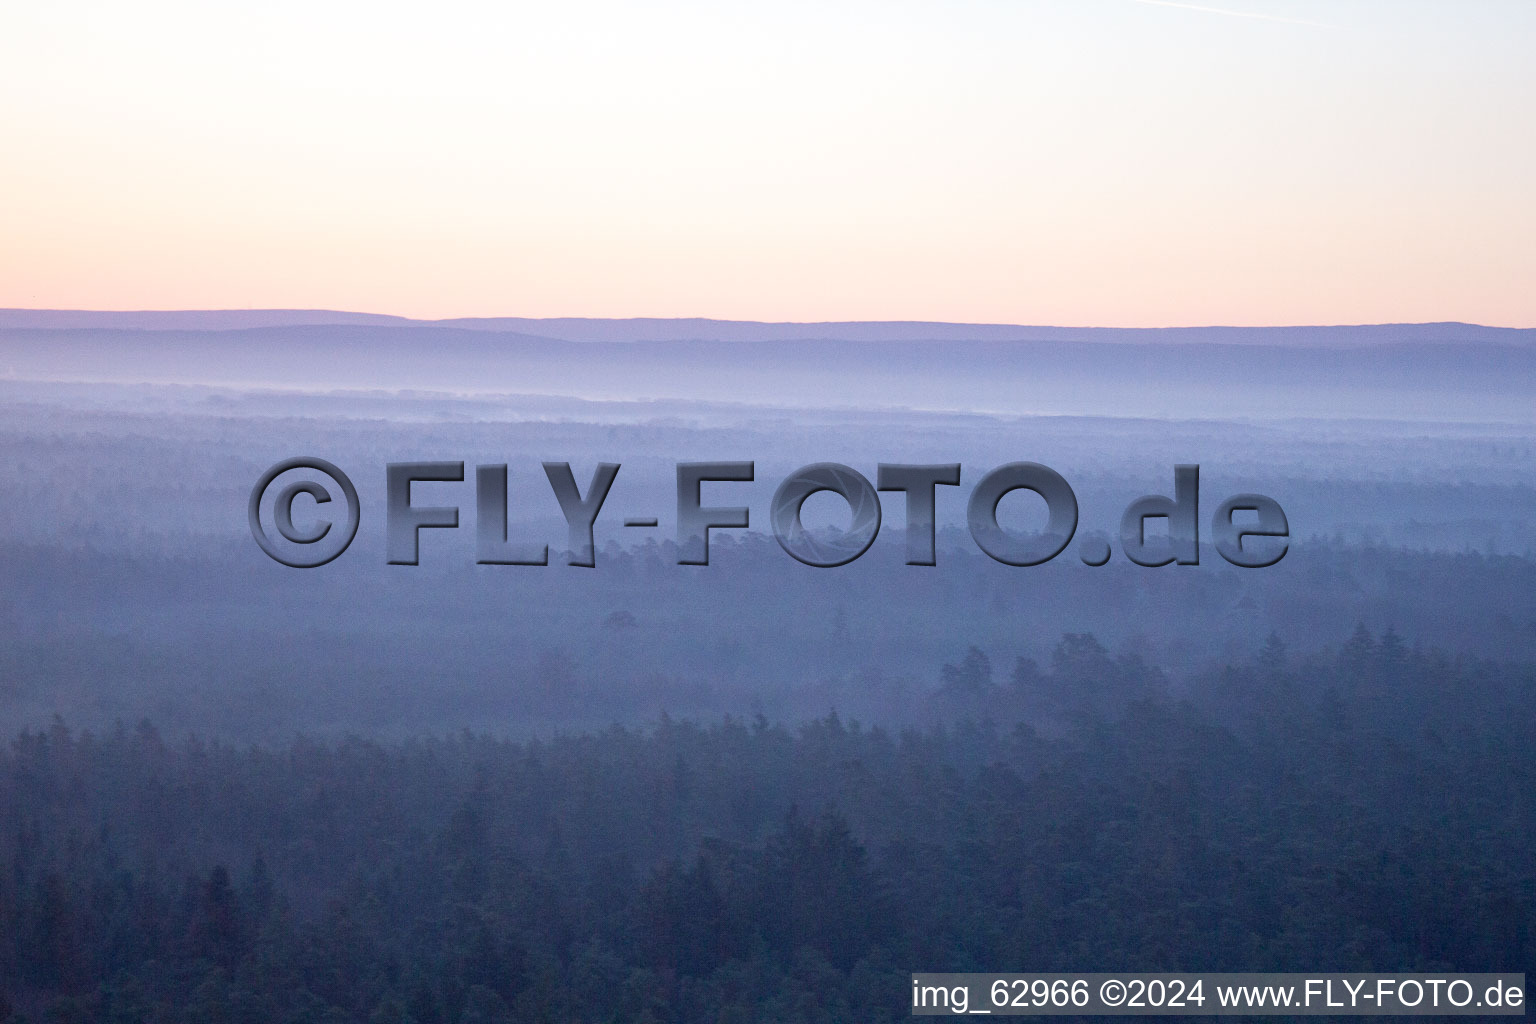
[1,628,1532,1023]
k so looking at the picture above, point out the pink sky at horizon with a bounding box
[2,0,1532,328]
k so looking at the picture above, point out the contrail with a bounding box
[1127,0,1334,29]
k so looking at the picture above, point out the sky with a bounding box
[1,0,1532,326]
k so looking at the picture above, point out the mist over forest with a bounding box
[0,316,1532,1021]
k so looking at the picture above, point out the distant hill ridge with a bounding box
[0,309,1530,346]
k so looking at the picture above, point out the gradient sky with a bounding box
[1,0,1532,325]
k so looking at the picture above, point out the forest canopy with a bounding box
[1,629,1531,1023]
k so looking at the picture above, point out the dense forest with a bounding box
[2,627,1531,1022]
[4,531,1535,742]
[2,362,1533,1021]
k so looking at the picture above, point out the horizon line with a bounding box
[1,308,1532,332]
